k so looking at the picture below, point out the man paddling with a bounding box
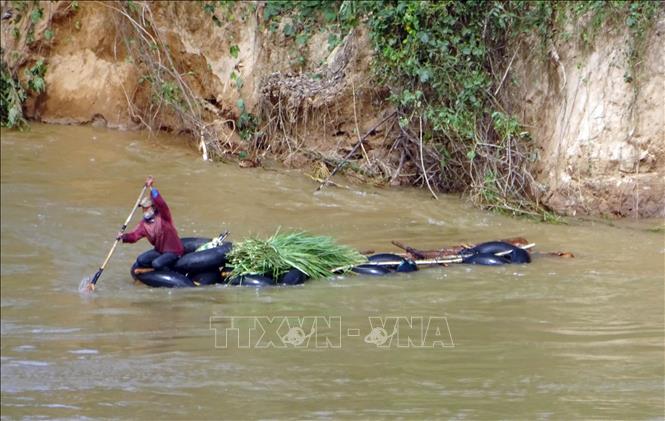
[119,176,184,270]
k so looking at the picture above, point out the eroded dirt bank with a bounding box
[1,1,663,217]
[506,18,665,217]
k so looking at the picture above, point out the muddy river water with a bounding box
[1,124,663,419]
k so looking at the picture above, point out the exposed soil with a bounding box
[1,1,663,217]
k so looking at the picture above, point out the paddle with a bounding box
[81,185,148,292]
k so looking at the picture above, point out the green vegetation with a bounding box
[116,1,206,140]
[0,56,48,129]
[1,55,27,129]
[25,59,47,94]
[3,0,657,218]
[227,231,367,279]
[248,0,660,219]
[235,98,258,141]
[1,0,53,129]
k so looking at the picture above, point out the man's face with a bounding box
[142,206,155,220]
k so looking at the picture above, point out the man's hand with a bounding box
[116,232,124,241]
[145,176,154,188]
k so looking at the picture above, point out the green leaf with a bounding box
[327,33,340,50]
[283,23,295,37]
[417,68,431,83]
[236,98,245,111]
[323,7,337,22]
[296,33,309,47]
[466,150,476,161]
[30,8,43,24]
[229,44,239,59]
[263,1,286,21]
[203,3,215,15]
[30,77,45,93]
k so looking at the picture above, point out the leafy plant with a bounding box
[30,7,43,24]
[25,59,47,94]
[1,56,27,129]
[227,231,367,279]
[229,44,239,59]
[158,80,181,106]
[235,98,257,140]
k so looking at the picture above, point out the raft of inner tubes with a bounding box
[130,237,531,288]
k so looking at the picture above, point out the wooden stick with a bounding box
[419,114,438,200]
[494,47,518,96]
[360,244,535,266]
[333,244,536,272]
[392,237,531,259]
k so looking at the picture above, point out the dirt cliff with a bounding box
[1,1,663,217]
[506,17,665,218]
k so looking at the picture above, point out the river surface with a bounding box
[1,124,663,419]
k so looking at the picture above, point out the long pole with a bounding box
[87,185,148,289]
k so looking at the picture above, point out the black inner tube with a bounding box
[135,269,195,288]
[352,264,391,276]
[191,270,224,286]
[227,274,275,287]
[181,237,212,254]
[462,241,531,265]
[279,268,309,285]
[462,253,510,266]
[173,242,233,274]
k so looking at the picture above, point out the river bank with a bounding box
[1,1,664,218]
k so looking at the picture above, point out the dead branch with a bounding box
[315,110,397,192]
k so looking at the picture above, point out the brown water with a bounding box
[1,124,663,419]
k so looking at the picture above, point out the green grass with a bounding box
[227,231,367,280]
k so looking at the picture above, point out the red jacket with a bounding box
[122,189,184,256]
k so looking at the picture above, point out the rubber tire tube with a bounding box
[465,241,516,255]
[462,253,510,266]
[191,271,223,286]
[463,241,531,264]
[368,253,406,262]
[279,268,309,285]
[368,253,405,270]
[396,260,418,273]
[504,247,531,264]
[174,242,233,274]
[136,269,196,288]
[227,274,275,287]
[181,237,212,254]
[352,264,392,276]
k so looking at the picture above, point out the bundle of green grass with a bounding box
[227,231,367,280]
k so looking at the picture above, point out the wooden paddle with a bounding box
[82,185,147,292]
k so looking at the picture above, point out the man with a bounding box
[119,176,184,270]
